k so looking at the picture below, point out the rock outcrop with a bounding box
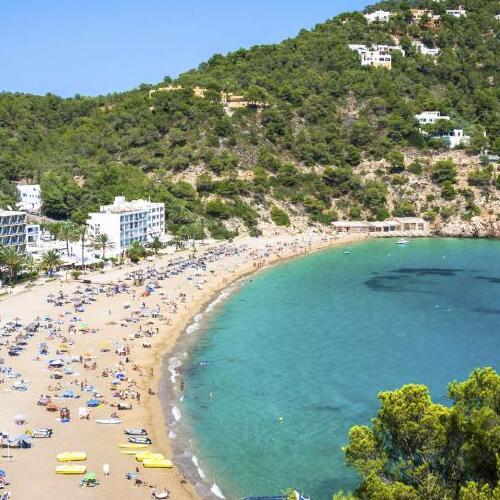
[437,217,500,238]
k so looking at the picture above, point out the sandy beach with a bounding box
[0,230,364,499]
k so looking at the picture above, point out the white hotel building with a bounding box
[0,210,27,254]
[86,196,165,257]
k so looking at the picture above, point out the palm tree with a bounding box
[148,235,165,255]
[40,249,63,276]
[75,224,87,268]
[57,222,80,257]
[0,247,26,284]
[93,233,115,260]
[127,240,146,263]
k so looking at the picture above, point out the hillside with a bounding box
[0,0,499,238]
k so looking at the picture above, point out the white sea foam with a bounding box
[211,483,225,498]
[168,430,177,439]
[206,290,230,313]
[191,455,206,480]
[172,406,182,422]
[186,322,200,335]
[168,356,182,383]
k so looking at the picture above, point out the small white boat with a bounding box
[397,239,410,245]
[128,436,152,445]
[95,419,123,425]
[124,428,148,436]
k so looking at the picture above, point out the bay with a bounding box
[177,238,500,499]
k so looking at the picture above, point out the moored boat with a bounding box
[128,436,152,445]
[124,428,147,435]
[95,418,122,424]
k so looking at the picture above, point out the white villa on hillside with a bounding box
[412,41,441,57]
[433,129,471,148]
[446,9,467,18]
[364,10,392,23]
[86,196,165,257]
[415,111,450,125]
[414,113,469,148]
[332,217,429,236]
[349,44,405,69]
[16,184,42,213]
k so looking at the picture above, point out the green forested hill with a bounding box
[0,0,498,237]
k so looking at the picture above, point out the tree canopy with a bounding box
[341,367,500,499]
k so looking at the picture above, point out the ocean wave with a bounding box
[186,288,232,335]
[206,290,230,313]
[172,405,182,422]
[211,483,225,498]
[168,356,182,383]
[186,322,200,335]
[192,455,206,480]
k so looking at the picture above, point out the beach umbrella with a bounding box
[100,341,112,352]
[47,402,59,412]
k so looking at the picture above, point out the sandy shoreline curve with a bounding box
[0,230,364,499]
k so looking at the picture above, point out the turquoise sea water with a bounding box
[175,238,500,499]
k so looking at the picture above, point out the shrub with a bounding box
[205,199,231,219]
[70,270,82,280]
[208,222,237,240]
[441,181,456,200]
[431,159,457,185]
[408,161,424,175]
[270,206,290,226]
[468,168,492,187]
[393,201,417,217]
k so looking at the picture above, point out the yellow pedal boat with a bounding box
[55,464,87,474]
[118,443,149,450]
[57,452,87,462]
[143,458,173,469]
[135,451,165,462]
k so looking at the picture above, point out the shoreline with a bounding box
[153,235,365,499]
[0,230,365,500]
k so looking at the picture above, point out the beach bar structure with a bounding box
[0,210,27,254]
[332,217,429,236]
